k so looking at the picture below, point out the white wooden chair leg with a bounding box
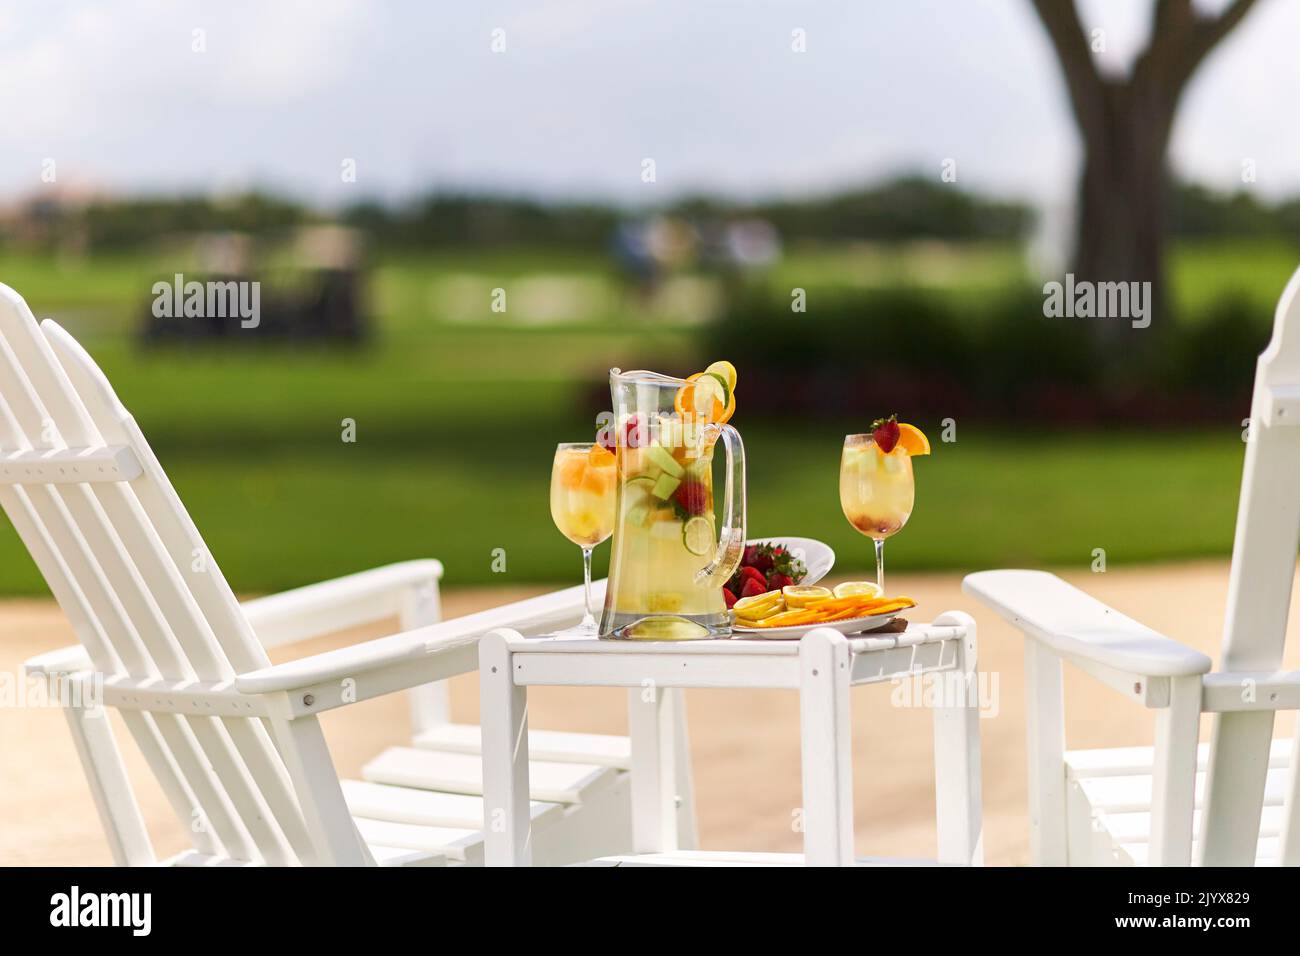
[1199,710,1276,865]
[265,704,372,866]
[401,578,448,733]
[931,611,984,865]
[1024,640,1068,865]
[669,688,699,849]
[628,684,680,854]
[480,629,532,866]
[62,695,155,866]
[1148,675,1201,866]
[799,628,854,866]
[1278,716,1300,866]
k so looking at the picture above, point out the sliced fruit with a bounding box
[674,372,736,425]
[588,444,616,467]
[557,454,586,488]
[704,360,737,391]
[651,472,682,500]
[682,516,714,556]
[782,584,833,608]
[896,423,931,456]
[626,503,653,527]
[733,589,783,616]
[581,465,614,495]
[833,581,883,599]
[622,616,709,641]
[672,478,709,516]
[740,576,770,598]
[645,445,684,478]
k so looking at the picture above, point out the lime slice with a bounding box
[621,616,710,641]
[702,371,730,408]
[682,516,713,555]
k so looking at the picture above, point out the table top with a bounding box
[512,620,966,656]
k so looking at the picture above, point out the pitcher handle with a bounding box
[696,423,747,587]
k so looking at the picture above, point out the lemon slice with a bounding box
[733,590,783,619]
[621,616,710,641]
[782,585,833,608]
[704,360,737,391]
[833,581,882,599]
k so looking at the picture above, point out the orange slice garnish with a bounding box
[674,372,736,425]
[896,423,931,456]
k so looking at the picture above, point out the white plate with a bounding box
[741,536,835,586]
[732,610,900,640]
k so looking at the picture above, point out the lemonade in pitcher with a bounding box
[599,363,746,640]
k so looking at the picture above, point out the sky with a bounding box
[0,0,1296,211]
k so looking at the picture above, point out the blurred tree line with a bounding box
[6,177,1300,254]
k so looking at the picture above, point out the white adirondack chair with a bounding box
[964,265,1300,867]
[0,283,677,865]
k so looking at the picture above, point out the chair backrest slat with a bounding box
[0,285,323,865]
[1201,266,1300,866]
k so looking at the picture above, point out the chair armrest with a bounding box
[241,559,443,649]
[409,578,605,650]
[24,644,92,676]
[962,569,1212,678]
[235,628,475,697]
[234,580,600,698]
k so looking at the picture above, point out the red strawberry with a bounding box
[722,587,738,609]
[740,577,768,598]
[768,572,794,590]
[872,414,900,454]
[623,415,646,449]
[739,566,767,590]
[672,478,709,516]
[742,544,760,566]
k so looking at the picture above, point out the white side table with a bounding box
[479,612,983,866]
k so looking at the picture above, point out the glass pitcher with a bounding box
[599,368,746,640]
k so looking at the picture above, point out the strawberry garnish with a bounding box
[671,478,709,517]
[872,414,901,454]
[739,566,767,590]
[740,577,769,598]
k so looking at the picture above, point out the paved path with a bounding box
[3,561,1297,865]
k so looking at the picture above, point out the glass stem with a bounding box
[874,538,885,594]
[580,547,596,628]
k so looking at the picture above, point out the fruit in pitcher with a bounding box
[672,477,709,517]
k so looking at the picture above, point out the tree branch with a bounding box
[1028,0,1109,137]
[1135,0,1260,97]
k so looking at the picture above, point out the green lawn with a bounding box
[0,241,1272,594]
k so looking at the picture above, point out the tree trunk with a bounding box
[1073,83,1174,332]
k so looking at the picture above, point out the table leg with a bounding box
[799,628,855,866]
[480,629,532,866]
[931,611,984,865]
[628,684,680,854]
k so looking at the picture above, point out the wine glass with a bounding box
[550,442,617,635]
[839,433,914,593]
